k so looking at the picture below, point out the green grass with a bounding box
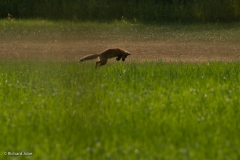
[1,60,240,159]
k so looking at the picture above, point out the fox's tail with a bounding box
[80,54,99,62]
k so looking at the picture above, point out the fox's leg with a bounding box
[95,57,101,68]
[116,55,121,61]
[95,57,107,68]
[99,58,107,66]
[95,61,100,68]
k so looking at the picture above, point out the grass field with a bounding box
[1,60,240,159]
[1,20,240,159]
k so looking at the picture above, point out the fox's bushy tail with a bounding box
[80,54,99,62]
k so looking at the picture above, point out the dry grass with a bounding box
[1,20,240,62]
[1,40,240,62]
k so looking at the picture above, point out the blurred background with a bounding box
[1,0,240,22]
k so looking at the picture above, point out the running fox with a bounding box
[80,48,131,68]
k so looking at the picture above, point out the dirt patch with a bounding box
[1,39,240,62]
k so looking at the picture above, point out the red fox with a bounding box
[80,48,131,68]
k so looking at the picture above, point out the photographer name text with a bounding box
[4,152,32,156]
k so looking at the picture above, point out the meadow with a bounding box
[1,20,240,159]
[1,60,240,159]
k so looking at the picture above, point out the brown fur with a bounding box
[80,48,131,68]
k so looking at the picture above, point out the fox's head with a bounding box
[115,48,131,61]
[122,51,131,61]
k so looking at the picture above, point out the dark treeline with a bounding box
[1,0,240,22]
